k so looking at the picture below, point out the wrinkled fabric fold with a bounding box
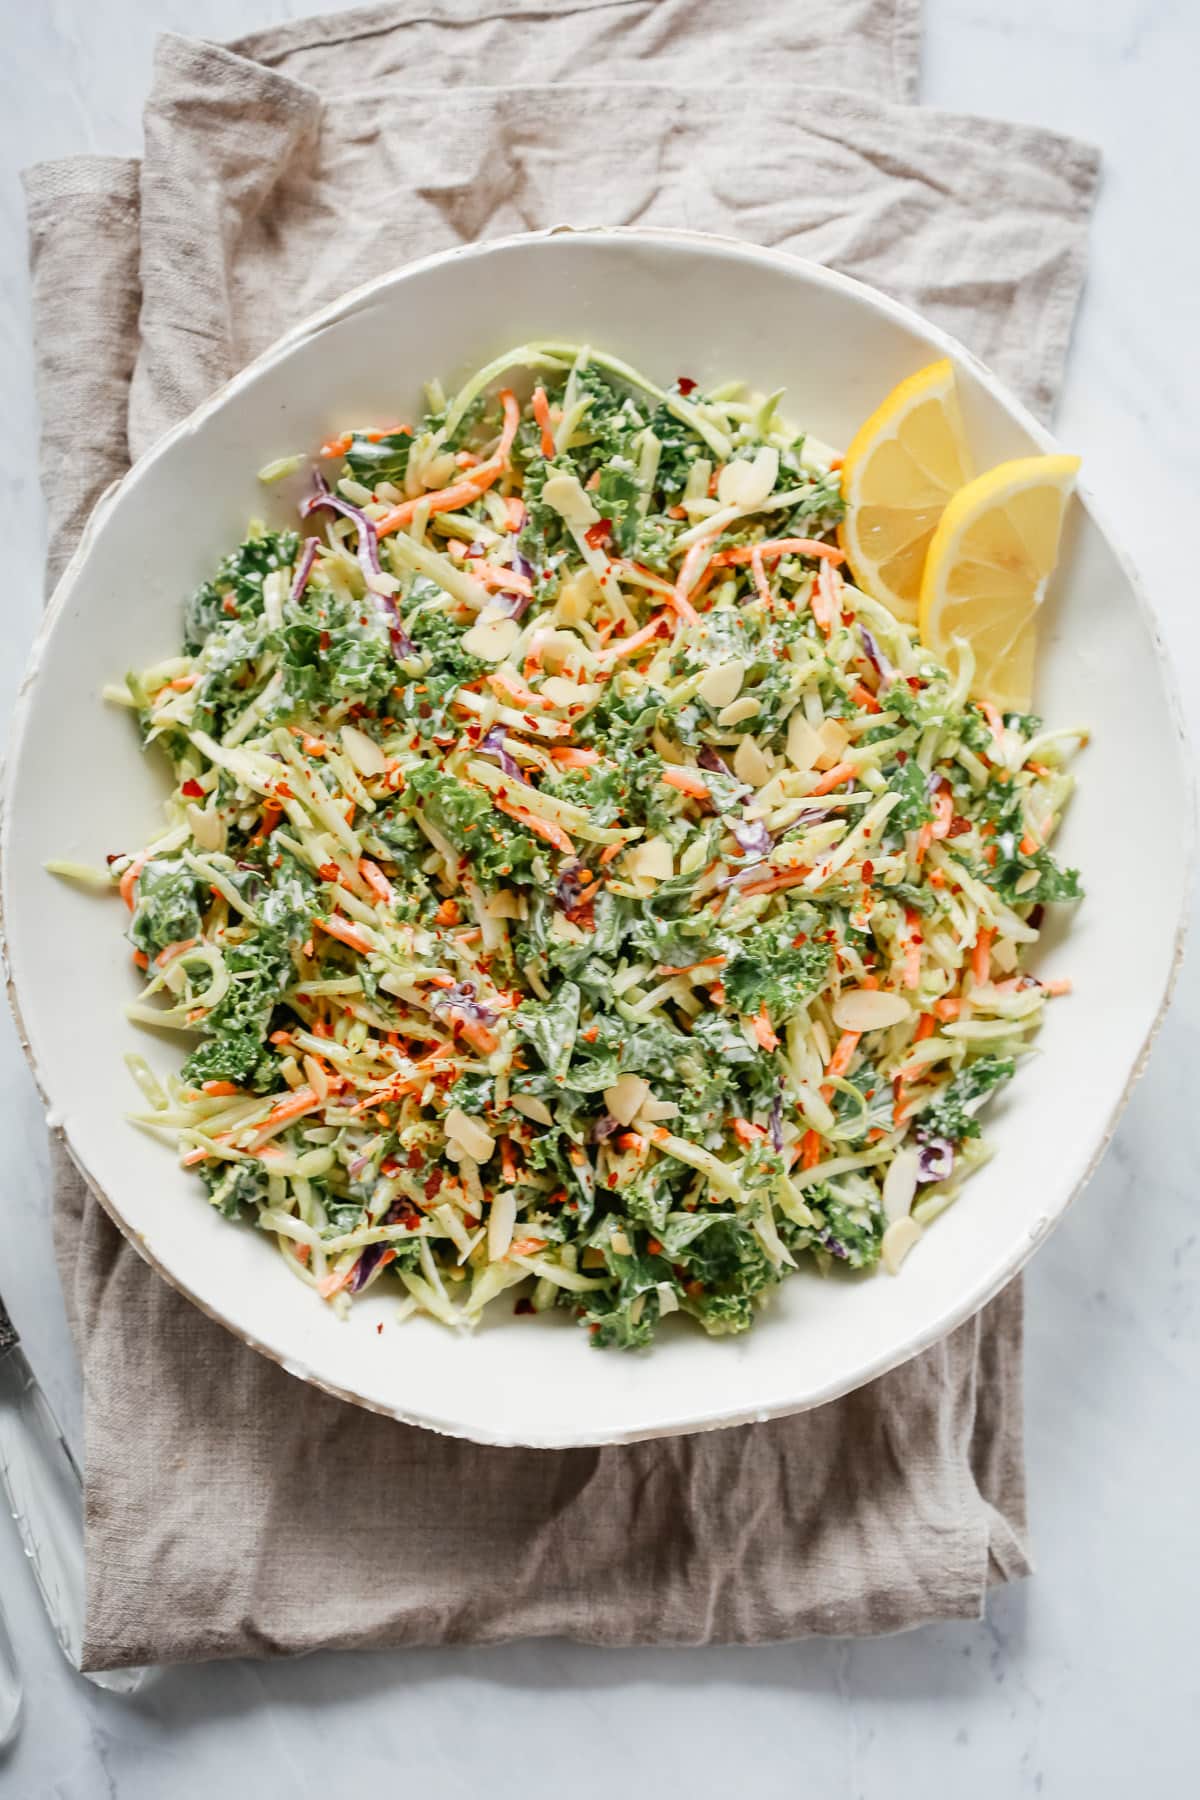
[18,0,1099,1668]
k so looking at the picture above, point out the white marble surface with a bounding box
[1,2,1197,1794]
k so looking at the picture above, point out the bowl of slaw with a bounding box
[2,230,1189,1445]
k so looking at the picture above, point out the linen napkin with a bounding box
[20,0,1099,1668]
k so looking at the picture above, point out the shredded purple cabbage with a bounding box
[698,747,730,774]
[732,817,773,858]
[432,983,496,1026]
[916,1139,955,1183]
[554,859,588,911]
[300,471,381,577]
[348,1242,388,1293]
[289,537,319,602]
[860,626,894,683]
[479,725,519,779]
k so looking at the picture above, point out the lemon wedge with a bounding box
[838,359,973,622]
[918,454,1081,711]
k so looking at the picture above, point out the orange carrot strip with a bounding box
[316,914,376,957]
[531,386,556,458]
[374,389,520,538]
[851,682,881,714]
[493,796,575,855]
[972,927,994,985]
[359,859,396,905]
[934,997,961,1021]
[914,1012,936,1043]
[801,1128,823,1170]
[732,1117,766,1145]
[661,766,712,800]
[550,746,602,768]
[736,866,813,899]
[606,611,673,661]
[132,950,149,971]
[119,853,147,910]
[508,1236,549,1259]
[808,761,857,796]
[913,821,934,866]
[657,954,727,977]
[711,538,845,568]
[467,561,533,597]
[753,1004,779,1052]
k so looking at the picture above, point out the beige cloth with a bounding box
[20,1,1099,1668]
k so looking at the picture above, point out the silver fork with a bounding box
[0,1288,145,1697]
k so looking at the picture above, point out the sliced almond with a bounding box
[814,717,849,769]
[717,695,761,729]
[717,446,779,509]
[340,724,387,777]
[882,1146,920,1222]
[624,836,674,885]
[462,611,521,663]
[609,1229,632,1256]
[484,888,523,920]
[697,660,746,710]
[881,1215,923,1275]
[423,451,458,490]
[604,1074,650,1126]
[540,674,601,710]
[443,1106,495,1164]
[510,1093,554,1127]
[786,713,820,771]
[733,735,773,787]
[541,472,600,531]
[555,571,601,624]
[488,1188,517,1261]
[832,988,913,1033]
[638,1095,679,1121]
[185,804,225,853]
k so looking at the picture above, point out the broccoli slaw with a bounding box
[83,344,1084,1348]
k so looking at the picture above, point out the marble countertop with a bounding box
[1,2,1197,1794]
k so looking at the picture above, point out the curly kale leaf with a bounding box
[184,529,299,653]
[917,1055,1015,1145]
[723,920,832,1022]
[128,859,204,957]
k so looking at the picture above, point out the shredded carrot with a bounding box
[732,1117,765,1145]
[801,1129,823,1170]
[434,897,461,927]
[316,914,376,957]
[1019,832,1039,856]
[753,1004,779,1052]
[808,761,857,797]
[657,954,727,977]
[736,865,813,899]
[508,1236,549,1258]
[661,766,712,801]
[531,386,556,458]
[359,859,396,905]
[606,612,673,661]
[913,821,934,866]
[257,1086,321,1132]
[972,926,994,985]
[550,746,602,768]
[119,853,147,910]
[599,841,624,866]
[374,389,520,538]
[913,1012,936,1043]
[1041,977,1072,997]
[131,950,149,971]
[319,432,353,459]
[749,545,773,606]
[494,796,575,855]
[711,537,845,568]
[934,997,961,1021]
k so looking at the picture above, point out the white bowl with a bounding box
[2,230,1190,1446]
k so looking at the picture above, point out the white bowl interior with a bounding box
[2,232,1189,1445]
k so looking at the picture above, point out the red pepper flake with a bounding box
[895,750,908,765]
[947,816,971,838]
[221,596,239,617]
[407,1147,425,1170]
[181,778,204,798]
[274,782,294,800]
[862,860,875,882]
[677,377,697,395]
[647,1237,664,1257]
[319,630,331,651]
[792,933,808,946]
[376,1322,384,1334]
[907,676,922,692]
[584,519,613,550]
[423,1170,443,1202]
[514,1297,536,1316]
